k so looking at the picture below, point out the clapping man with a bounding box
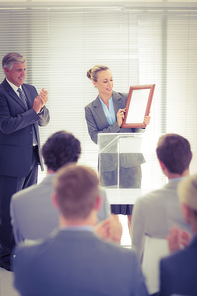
[0,52,50,270]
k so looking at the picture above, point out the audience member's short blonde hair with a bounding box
[177,174,197,211]
[53,164,99,220]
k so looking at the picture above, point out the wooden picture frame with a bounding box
[121,84,155,128]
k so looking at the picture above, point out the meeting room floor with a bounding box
[0,266,19,296]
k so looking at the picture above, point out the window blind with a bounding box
[0,6,196,185]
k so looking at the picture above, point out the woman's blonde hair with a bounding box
[87,65,109,82]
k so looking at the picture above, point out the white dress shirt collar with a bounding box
[6,78,22,95]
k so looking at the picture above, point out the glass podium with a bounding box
[98,133,166,205]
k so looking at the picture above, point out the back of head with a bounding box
[53,164,99,220]
[42,130,81,172]
[156,133,192,175]
[178,174,197,212]
[2,52,25,73]
[87,64,109,82]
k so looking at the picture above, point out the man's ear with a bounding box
[4,67,10,75]
[191,151,193,161]
[94,195,102,211]
[51,193,59,209]
[158,159,166,172]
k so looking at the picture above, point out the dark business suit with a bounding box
[85,91,145,214]
[159,234,197,296]
[13,229,148,296]
[0,78,50,266]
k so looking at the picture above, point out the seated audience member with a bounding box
[159,174,197,296]
[132,133,192,262]
[10,131,110,245]
[12,164,148,296]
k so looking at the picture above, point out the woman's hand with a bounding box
[117,108,126,127]
[143,115,151,126]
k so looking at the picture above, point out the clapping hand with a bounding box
[95,214,122,243]
[167,226,191,253]
[33,88,48,113]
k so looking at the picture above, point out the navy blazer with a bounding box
[159,234,197,296]
[0,78,50,177]
[13,229,148,296]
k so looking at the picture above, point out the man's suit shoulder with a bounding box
[16,229,137,261]
[22,83,36,90]
[135,185,170,207]
[160,238,197,296]
[0,80,9,93]
[137,181,179,203]
[11,183,41,206]
[0,83,5,90]
[161,235,197,266]
[12,176,53,203]
[133,182,179,224]
[0,80,36,97]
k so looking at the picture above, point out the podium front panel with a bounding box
[98,133,167,204]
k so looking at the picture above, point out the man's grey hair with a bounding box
[2,52,26,74]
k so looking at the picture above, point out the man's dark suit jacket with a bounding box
[0,78,50,177]
[13,229,149,296]
[159,234,197,296]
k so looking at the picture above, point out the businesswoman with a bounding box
[84,65,150,230]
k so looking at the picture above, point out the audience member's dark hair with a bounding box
[54,164,99,220]
[42,131,81,172]
[156,133,192,175]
